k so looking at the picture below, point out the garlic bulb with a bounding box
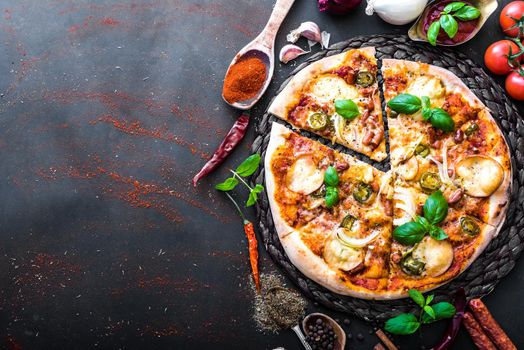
[365,0,428,25]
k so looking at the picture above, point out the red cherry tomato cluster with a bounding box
[484,1,524,100]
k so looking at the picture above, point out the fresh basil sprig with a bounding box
[385,289,456,335]
[427,1,481,46]
[215,154,264,207]
[324,166,340,208]
[393,191,449,245]
[388,94,455,132]
[335,99,360,120]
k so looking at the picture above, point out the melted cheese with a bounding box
[406,76,445,100]
[412,236,453,277]
[309,76,359,105]
[286,156,324,195]
[397,156,419,181]
[323,237,364,272]
[456,156,504,197]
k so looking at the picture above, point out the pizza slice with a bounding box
[381,59,512,288]
[265,122,394,298]
[268,47,387,161]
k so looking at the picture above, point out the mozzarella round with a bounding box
[456,156,504,197]
[309,76,359,105]
[412,236,454,277]
[323,236,364,272]
[286,156,324,195]
[406,76,445,99]
[397,156,419,181]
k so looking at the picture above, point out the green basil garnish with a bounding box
[393,191,449,245]
[215,177,239,191]
[424,190,449,225]
[386,290,456,335]
[421,302,456,324]
[387,94,422,115]
[246,184,264,207]
[324,166,339,187]
[235,154,261,177]
[454,5,481,21]
[443,2,466,13]
[335,99,360,120]
[427,21,441,47]
[393,222,427,245]
[325,186,339,208]
[440,14,459,39]
[385,313,420,335]
[427,108,455,132]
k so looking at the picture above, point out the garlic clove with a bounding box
[321,31,331,49]
[279,44,309,64]
[286,21,322,44]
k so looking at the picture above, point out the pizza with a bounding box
[264,53,512,299]
[268,47,387,161]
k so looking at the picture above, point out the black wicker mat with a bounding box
[250,34,524,322]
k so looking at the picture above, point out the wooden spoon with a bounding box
[222,0,296,110]
[302,313,346,350]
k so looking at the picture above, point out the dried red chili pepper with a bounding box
[225,192,260,292]
[243,220,260,292]
[432,288,466,350]
[192,111,250,186]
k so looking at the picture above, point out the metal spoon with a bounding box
[222,0,296,110]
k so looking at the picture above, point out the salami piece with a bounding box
[468,299,517,350]
[463,312,497,350]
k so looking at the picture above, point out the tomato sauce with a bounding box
[423,0,480,45]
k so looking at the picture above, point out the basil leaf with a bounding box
[215,177,239,191]
[426,294,434,306]
[454,5,481,21]
[385,313,420,335]
[421,96,431,110]
[443,1,465,13]
[325,186,339,208]
[324,166,339,187]
[393,222,427,245]
[408,289,425,308]
[424,305,436,320]
[428,108,455,132]
[416,216,431,231]
[440,14,459,39]
[427,21,441,46]
[424,190,449,225]
[236,154,261,177]
[335,99,360,120]
[422,302,456,323]
[429,226,449,240]
[246,184,264,207]
[387,94,422,114]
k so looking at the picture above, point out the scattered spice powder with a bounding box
[222,57,266,103]
[252,273,307,333]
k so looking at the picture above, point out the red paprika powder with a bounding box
[222,57,266,103]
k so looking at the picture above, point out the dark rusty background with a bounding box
[0,0,522,349]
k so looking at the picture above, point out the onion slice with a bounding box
[336,228,380,248]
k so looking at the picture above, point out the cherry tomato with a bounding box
[500,1,524,38]
[505,71,524,101]
[484,40,521,75]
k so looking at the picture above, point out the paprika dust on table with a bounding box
[222,57,266,103]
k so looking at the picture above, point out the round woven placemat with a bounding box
[251,34,524,321]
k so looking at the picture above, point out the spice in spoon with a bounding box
[222,56,267,103]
